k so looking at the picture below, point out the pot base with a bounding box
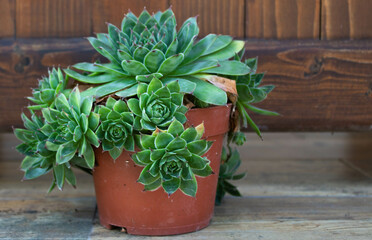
[99,215,210,236]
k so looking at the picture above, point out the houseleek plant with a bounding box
[14,9,277,203]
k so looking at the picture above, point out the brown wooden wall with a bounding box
[1,0,372,132]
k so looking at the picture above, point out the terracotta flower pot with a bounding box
[92,104,232,235]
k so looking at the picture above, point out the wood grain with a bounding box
[0,0,15,38]
[2,39,372,132]
[246,0,321,39]
[2,132,372,239]
[245,40,372,131]
[0,39,97,132]
[322,0,372,40]
[170,0,245,37]
[92,0,169,34]
[16,0,92,38]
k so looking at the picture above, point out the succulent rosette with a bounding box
[64,9,251,107]
[14,112,87,191]
[27,68,69,110]
[127,77,187,131]
[40,87,100,169]
[132,120,213,196]
[96,97,134,159]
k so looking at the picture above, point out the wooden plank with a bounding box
[0,0,15,38]
[246,0,320,39]
[170,0,245,38]
[16,0,92,38]
[0,39,96,132]
[2,39,372,132]
[2,132,372,239]
[322,0,372,40]
[92,0,169,34]
[245,40,372,131]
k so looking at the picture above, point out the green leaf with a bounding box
[188,154,208,170]
[24,167,50,180]
[56,142,78,164]
[64,69,117,84]
[20,156,38,171]
[157,53,184,75]
[184,76,227,105]
[202,60,250,76]
[155,133,174,149]
[180,127,197,143]
[64,165,76,187]
[180,175,197,197]
[121,60,150,75]
[54,164,65,190]
[192,164,213,177]
[115,84,138,98]
[183,34,217,64]
[140,135,156,149]
[86,129,99,147]
[144,178,162,191]
[187,140,208,155]
[93,78,137,97]
[88,112,100,130]
[202,35,232,56]
[166,137,187,151]
[162,177,180,195]
[199,40,245,61]
[73,126,83,142]
[244,103,280,116]
[144,49,165,72]
[81,97,93,115]
[83,144,95,169]
[133,46,150,62]
[162,77,196,94]
[138,164,160,184]
[127,98,141,116]
[167,120,184,137]
[168,60,218,76]
[109,148,123,160]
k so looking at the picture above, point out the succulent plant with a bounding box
[127,77,187,131]
[64,9,251,106]
[96,97,134,159]
[27,68,69,110]
[232,131,246,146]
[40,87,100,169]
[216,148,246,205]
[14,112,85,191]
[132,120,213,196]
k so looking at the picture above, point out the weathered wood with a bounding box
[245,40,372,131]
[16,0,92,38]
[92,0,169,34]
[170,0,245,38]
[246,0,321,39]
[2,132,372,238]
[0,0,15,38]
[1,38,372,132]
[322,0,372,40]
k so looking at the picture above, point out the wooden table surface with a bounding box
[1,132,372,239]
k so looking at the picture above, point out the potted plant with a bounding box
[14,9,278,235]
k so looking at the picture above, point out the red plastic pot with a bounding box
[92,104,231,235]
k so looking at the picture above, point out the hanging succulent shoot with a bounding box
[96,97,134,159]
[40,87,100,169]
[14,112,87,191]
[132,120,213,196]
[64,8,251,106]
[127,77,187,131]
[27,68,69,110]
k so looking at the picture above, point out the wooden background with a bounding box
[1,0,372,132]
